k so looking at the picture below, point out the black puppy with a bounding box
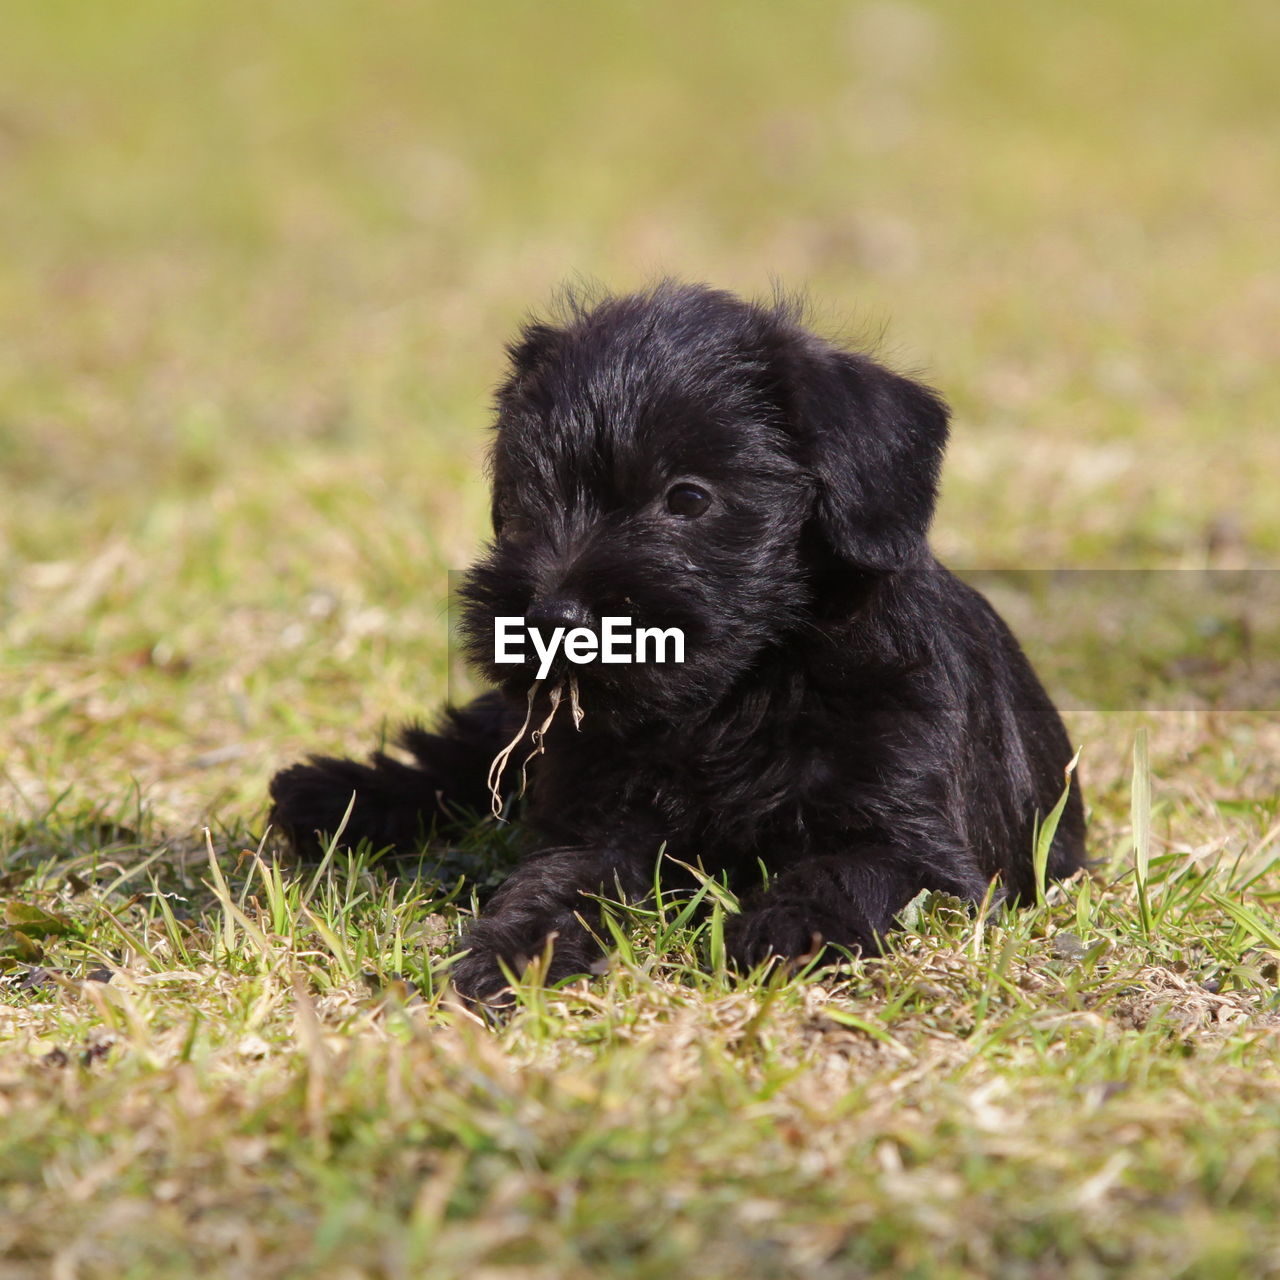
[269,281,1085,999]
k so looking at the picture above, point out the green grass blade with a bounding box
[1208,891,1280,952]
[1132,729,1153,937]
[1034,746,1082,906]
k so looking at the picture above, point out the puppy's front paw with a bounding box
[449,932,606,1005]
[268,751,440,860]
[448,947,518,1006]
[268,759,368,858]
[725,902,862,971]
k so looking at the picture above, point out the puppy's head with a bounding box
[460,281,949,727]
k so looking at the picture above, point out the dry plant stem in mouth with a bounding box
[486,676,584,819]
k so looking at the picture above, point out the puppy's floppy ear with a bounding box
[778,334,950,570]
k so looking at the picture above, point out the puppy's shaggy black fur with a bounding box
[270,282,1085,999]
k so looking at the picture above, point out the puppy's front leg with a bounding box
[725,850,926,970]
[450,845,653,1001]
[268,692,519,859]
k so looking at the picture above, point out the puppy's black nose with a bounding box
[526,596,593,633]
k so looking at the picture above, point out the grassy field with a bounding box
[2,3,1279,1276]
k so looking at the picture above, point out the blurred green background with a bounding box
[2,0,1277,828]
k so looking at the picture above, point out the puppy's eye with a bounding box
[665,482,711,519]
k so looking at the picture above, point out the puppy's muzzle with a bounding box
[526,595,594,634]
